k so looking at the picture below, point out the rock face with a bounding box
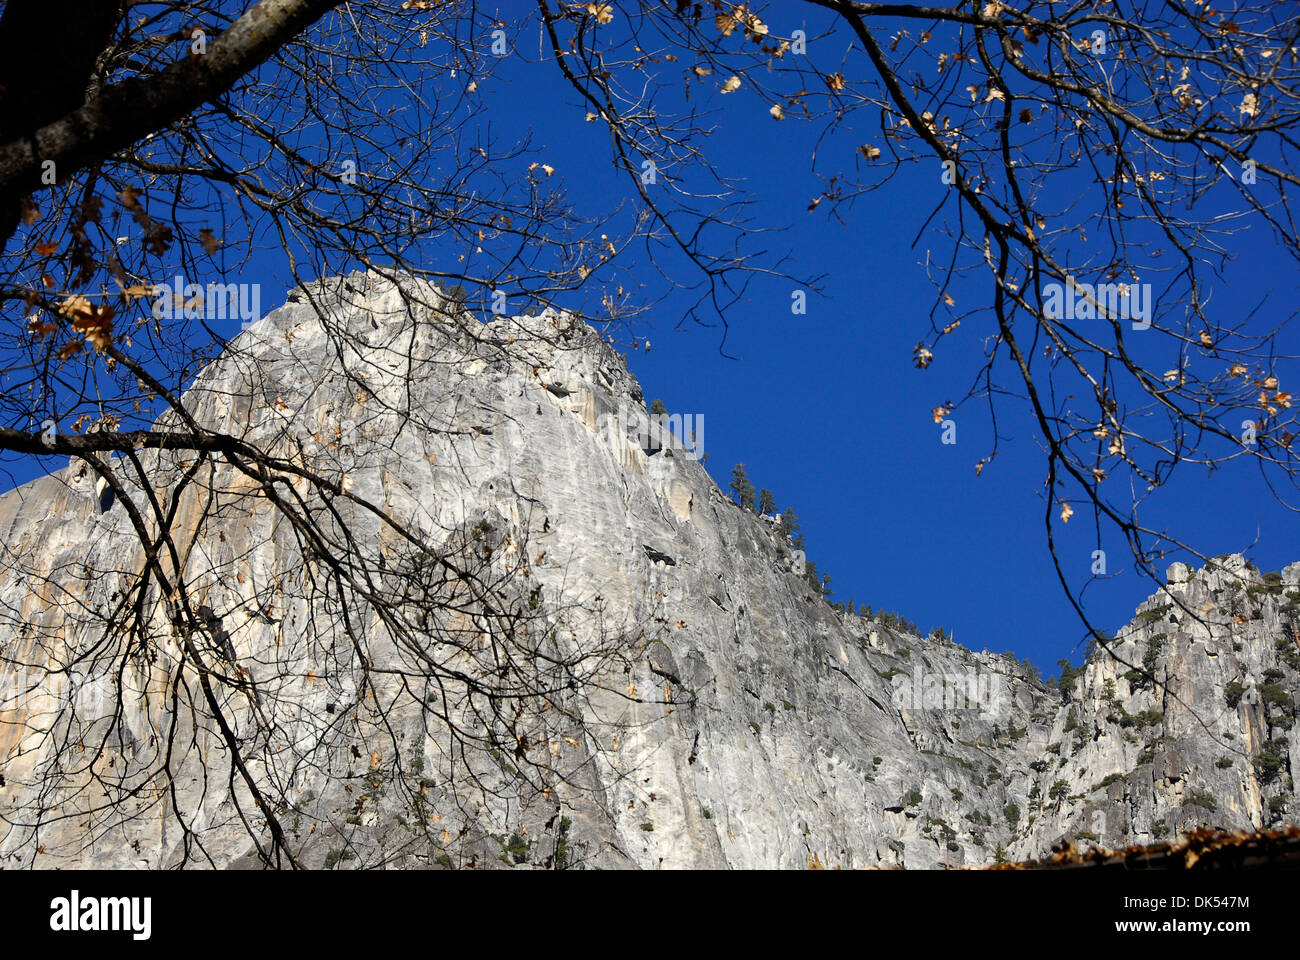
[0,272,1295,869]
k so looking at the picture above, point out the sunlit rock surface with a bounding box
[0,273,1294,869]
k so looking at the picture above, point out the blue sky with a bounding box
[7,4,1296,677]
[480,8,1299,673]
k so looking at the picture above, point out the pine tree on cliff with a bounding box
[778,507,800,541]
[758,489,776,516]
[729,464,756,511]
[804,559,821,593]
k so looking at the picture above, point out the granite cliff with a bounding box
[0,272,1295,868]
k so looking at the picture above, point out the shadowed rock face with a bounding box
[0,272,1295,869]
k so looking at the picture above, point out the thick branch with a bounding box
[0,0,341,237]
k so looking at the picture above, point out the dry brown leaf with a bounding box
[199,228,221,255]
[117,185,142,210]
